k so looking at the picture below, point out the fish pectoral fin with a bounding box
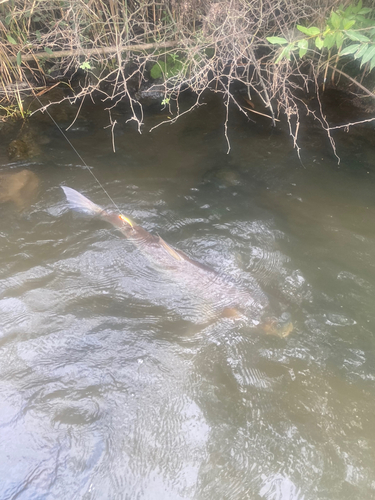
[158,236,184,261]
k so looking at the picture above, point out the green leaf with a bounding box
[7,34,17,45]
[297,39,308,50]
[344,4,354,16]
[369,54,375,71]
[358,8,373,15]
[150,61,166,79]
[80,61,91,70]
[323,33,336,49]
[315,36,324,50]
[354,43,369,59]
[266,36,288,45]
[150,63,162,79]
[297,25,310,35]
[36,30,41,41]
[16,51,22,66]
[330,11,341,29]
[354,14,369,25]
[275,45,292,63]
[343,20,355,30]
[360,45,375,66]
[297,38,309,57]
[44,47,53,55]
[353,0,362,15]
[309,27,321,36]
[340,43,361,55]
[345,30,370,42]
[335,32,344,49]
[297,25,320,36]
[167,60,183,77]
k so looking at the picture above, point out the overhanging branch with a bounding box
[7,40,179,64]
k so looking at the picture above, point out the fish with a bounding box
[61,186,293,336]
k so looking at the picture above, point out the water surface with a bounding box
[1,95,375,499]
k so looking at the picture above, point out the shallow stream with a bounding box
[1,95,375,499]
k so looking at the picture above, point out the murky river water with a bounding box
[1,95,375,499]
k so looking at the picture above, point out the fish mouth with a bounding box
[261,312,293,338]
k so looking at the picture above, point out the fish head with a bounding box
[219,308,293,337]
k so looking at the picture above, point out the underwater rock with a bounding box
[7,137,41,161]
[135,85,165,106]
[7,139,30,161]
[7,124,47,161]
[0,169,39,210]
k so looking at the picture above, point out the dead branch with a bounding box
[7,41,179,64]
[327,65,375,99]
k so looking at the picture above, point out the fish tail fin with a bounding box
[61,186,103,216]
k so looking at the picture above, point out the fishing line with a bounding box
[34,94,122,212]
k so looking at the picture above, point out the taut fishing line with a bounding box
[34,94,122,213]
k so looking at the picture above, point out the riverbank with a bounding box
[1,0,375,159]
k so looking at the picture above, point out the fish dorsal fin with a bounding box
[158,236,184,261]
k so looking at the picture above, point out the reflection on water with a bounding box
[0,95,375,499]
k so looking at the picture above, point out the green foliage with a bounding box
[266,37,288,45]
[298,39,308,58]
[0,91,31,121]
[80,61,92,70]
[7,34,18,45]
[150,53,185,80]
[267,1,375,70]
[296,26,320,36]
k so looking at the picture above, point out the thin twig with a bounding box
[242,105,280,121]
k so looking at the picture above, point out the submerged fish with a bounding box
[61,186,292,337]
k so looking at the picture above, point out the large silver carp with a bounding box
[61,186,292,336]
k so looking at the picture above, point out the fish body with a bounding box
[61,186,292,335]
